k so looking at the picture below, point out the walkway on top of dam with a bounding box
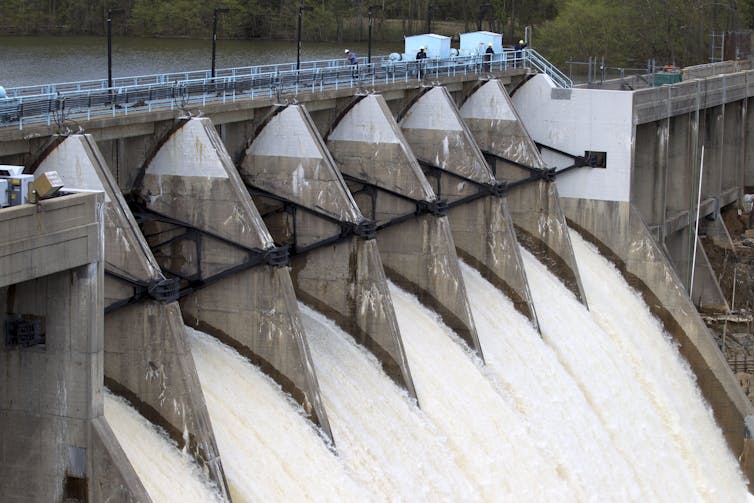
[0,48,569,132]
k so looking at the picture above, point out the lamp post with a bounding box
[367,5,382,64]
[211,8,230,78]
[297,4,313,71]
[477,3,491,31]
[106,8,125,89]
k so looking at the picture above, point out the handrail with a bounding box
[4,55,392,98]
[0,49,568,130]
[525,49,573,89]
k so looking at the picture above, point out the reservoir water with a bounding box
[0,36,402,88]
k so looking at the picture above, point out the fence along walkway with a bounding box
[0,49,570,130]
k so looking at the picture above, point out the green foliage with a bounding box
[537,0,742,68]
[1,0,745,69]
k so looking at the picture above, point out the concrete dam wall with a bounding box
[2,65,754,498]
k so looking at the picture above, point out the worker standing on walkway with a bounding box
[345,48,358,78]
[484,43,494,72]
[416,46,428,78]
[514,39,527,67]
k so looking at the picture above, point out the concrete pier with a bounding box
[240,104,418,398]
[33,134,230,498]
[562,197,754,484]
[395,85,514,348]
[137,118,333,442]
[327,94,485,358]
[0,192,149,502]
[462,79,587,307]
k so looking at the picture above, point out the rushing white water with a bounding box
[103,390,222,503]
[187,328,367,502]
[568,228,749,501]
[459,261,644,502]
[522,243,747,501]
[142,230,750,502]
[301,305,478,501]
[388,282,575,501]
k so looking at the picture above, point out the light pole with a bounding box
[106,8,125,89]
[477,3,491,31]
[211,8,230,78]
[367,5,382,64]
[297,4,313,71]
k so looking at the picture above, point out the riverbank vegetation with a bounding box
[2,0,751,67]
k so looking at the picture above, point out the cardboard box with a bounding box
[33,171,64,199]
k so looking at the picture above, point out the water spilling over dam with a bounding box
[104,392,223,503]
[115,238,752,500]
[108,243,750,501]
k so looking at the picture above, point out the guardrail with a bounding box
[525,49,573,89]
[0,49,568,131]
[4,55,393,98]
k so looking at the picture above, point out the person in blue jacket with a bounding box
[345,49,358,78]
[514,39,527,67]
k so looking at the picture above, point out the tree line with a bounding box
[2,0,751,67]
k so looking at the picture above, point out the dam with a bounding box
[1,43,754,501]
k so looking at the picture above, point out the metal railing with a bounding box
[0,49,569,130]
[525,49,573,89]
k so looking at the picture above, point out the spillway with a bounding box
[186,328,366,502]
[121,226,750,502]
[300,305,477,501]
[568,229,749,500]
[459,260,643,500]
[522,237,750,501]
[388,283,574,500]
[103,391,223,503]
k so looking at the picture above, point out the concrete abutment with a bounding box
[0,192,150,502]
[32,133,231,498]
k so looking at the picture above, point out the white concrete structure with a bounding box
[511,74,634,202]
[460,31,503,56]
[404,34,451,60]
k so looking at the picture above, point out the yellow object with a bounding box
[34,171,64,199]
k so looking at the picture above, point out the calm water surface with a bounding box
[0,36,402,88]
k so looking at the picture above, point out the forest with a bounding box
[2,0,752,68]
